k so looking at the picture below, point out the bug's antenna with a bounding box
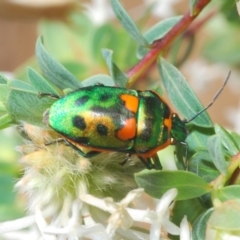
[186,71,231,123]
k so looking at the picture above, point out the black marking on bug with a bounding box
[91,104,133,119]
[99,93,112,102]
[162,102,171,119]
[73,115,87,130]
[96,124,108,136]
[75,95,89,106]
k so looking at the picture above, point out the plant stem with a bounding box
[126,0,211,85]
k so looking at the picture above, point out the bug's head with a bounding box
[170,113,188,144]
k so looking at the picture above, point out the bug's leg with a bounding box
[120,153,131,166]
[78,150,100,158]
[45,138,100,158]
[38,92,60,99]
[180,141,189,170]
[64,140,100,158]
[45,138,66,145]
[137,156,151,169]
[138,155,162,170]
[175,142,188,170]
[150,154,162,170]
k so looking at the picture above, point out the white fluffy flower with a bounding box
[0,188,192,239]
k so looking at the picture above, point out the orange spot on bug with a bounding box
[120,94,139,113]
[164,118,171,129]
[117,118,136,141]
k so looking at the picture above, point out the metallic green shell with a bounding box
[48,86,137,151]
[47,85,187,155]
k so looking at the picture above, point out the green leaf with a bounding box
[27,68,59,95]
[192,209,213,240]
[91,24,118,64]
[187,125,215,151]
[189,149,219,182]
[215,124,239,156]
[217,185,240,202]
[208,199,240,231]
[207,135,228,175]
[204,25,240,65]
[36,37,81,90]
[0,204,24,222]
[68,12,94,33]
[40,19,89,60]
[81,74,115,87]
[0,73,8,84]
[220,0,240,25]
[91,24,137,69]
[110,0,148,46]
[135,170,211,200]
[168,32,195,67]
[0,161,19,176]
[0,102,6,113]
[158,58,213,127]
[0,84,9,102]
[172,198,207,225]
[62,61,88,79]
[0,114,14,129]
[0,174,16,204]
[137,16,181,58]
[6,80,55,126]
[101,49,128,87]
[145,16,181,43]
[231,132,240,147]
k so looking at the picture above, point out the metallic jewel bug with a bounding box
[42,72,230,169]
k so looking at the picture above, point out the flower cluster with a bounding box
[0,123,191,240]
[0,188,191,240]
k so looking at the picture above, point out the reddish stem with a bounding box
[126,0,211,85]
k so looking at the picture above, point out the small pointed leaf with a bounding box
[207,135,228,175]
[189,149,219,182]
[7,80,55,126]
[192,209,213,240]
[110,0,148,46]
[138,16,181,58]
[215,124,239,156]
[102,49,128,87]
[27,67,59,95]
[36,37,81,90]
[158,58,212,127]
